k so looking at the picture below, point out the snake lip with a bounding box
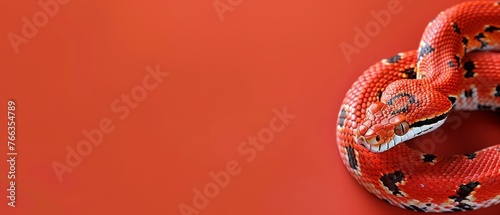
[409,112,449,128]
[356,136,370,148]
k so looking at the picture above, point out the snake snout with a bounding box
[356,136,368,147]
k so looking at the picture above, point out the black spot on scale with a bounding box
[345,146,358,170]
[448,96,456,106]
[462,37,469,46]
[454,55,461,68]
[474,33,488,49]
[449,181,480,203]
[456,203,474,211]
[391,106,409,115]
[452,23,461,34]
[387,93,416,105]
[402,204,426,212]
[385,54,402,63]
[463,60,476,78]
[387,93,417,115]
[462,37,469,53]
[447,60,456,68]
[380,170,405,196]
[403,68,416,79]
[338,109,347,127]
[464,153,477,160]
[485,25,500,33]
[448,55,461,68]
[495,85,500,97]
[377,91,383,101]
[450,203,475,212]
[478,104,492,110]
[423,154,437,162]
[417,43,435,61]
[463,89,473,98]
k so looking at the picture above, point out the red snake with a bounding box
[337,1,500,212]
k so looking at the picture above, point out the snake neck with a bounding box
[420,69,462,98]
[416,2,500,98]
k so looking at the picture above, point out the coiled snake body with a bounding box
[337,1,500,212]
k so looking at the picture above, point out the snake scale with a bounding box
[337,1,500,212]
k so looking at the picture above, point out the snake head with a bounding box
[355,79,453,152]
[356,102,409,151]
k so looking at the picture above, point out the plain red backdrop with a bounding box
[1,0,500,214]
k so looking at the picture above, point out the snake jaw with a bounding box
[356,120,371,136]
[356,126,386,149]
[355,136,368,147]
[356,111,409,151]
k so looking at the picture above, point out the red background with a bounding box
[1,0,500,214]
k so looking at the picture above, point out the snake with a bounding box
[336,1,500,212]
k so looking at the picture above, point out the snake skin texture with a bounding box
[337,1,500,212]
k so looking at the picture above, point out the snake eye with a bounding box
[394,121,410,136]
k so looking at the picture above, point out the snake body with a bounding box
[337,2,500,212]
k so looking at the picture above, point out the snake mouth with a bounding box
[361,113,449,153]
[358,137,398,152]
[359,135,407,153]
